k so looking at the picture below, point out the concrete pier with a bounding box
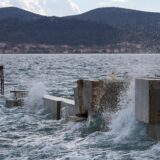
[135,78,160,124]
[0,65,4,95]
[43,95,75,120]
[135,78,160,140]
[74,79,125,116]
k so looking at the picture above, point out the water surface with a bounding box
[0,54,159,160]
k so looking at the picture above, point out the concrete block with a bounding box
[5,90,28,108]
[10,90,28,99]
[5,98,24,108]
[74,79,125,115]
[147,124,160,140]
[43,95,75,120]
[61,100,76,119]
[135,78,160,124]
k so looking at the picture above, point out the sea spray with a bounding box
[82,79,129,133]
[109,80,138,142]
[86,78,129,131]
[25,82,47,112]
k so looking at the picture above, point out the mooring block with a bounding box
[74,79,125,116]
[43,95,75,120]
[135,78,160,124]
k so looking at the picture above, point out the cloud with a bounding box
[20,0,47,15]
[0,0,81,16]
[68,0,81,13]
[99,0,127,7]
[112,0,126,2]
[0,0,12,7]
[0,0,47,15]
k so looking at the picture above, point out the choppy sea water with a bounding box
[0,54,160,160]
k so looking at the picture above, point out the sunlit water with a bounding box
[0,54,160,160]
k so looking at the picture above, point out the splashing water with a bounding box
[0,54,160,159]
[25,82,47,111]
[110,80,137,142]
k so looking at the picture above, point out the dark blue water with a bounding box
[0,54,159,160]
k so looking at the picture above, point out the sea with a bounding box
[0,54,160,160]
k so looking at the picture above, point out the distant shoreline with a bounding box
[0,42,158,54]
[0,53,158,55]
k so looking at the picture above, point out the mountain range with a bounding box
[0,7,160,53]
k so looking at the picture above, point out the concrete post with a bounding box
[43,95,75,120]
[0,65,4,95]
[135,78,160,124]
[135,78,160,140]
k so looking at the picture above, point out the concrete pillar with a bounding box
[135,78,160,140]
[0,65,4,95]
[43,95,75,120]
[135,78,160,124]
[74,79,125,117]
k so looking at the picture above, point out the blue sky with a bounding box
[0,0,159,16]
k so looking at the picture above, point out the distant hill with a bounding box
[0,7,43,21]
[0,16,134,45]
[67,7,160,33]
[0,7,160,53]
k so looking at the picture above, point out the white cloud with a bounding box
[99,0,127,7]
[99,2,111,7]
[0,0,47,15]
[0,0,127,16]
[0,0,12,7]
[68,0,81,13]
[20,0,47,15]
[112,0,126,2]
[0,0,81,16]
